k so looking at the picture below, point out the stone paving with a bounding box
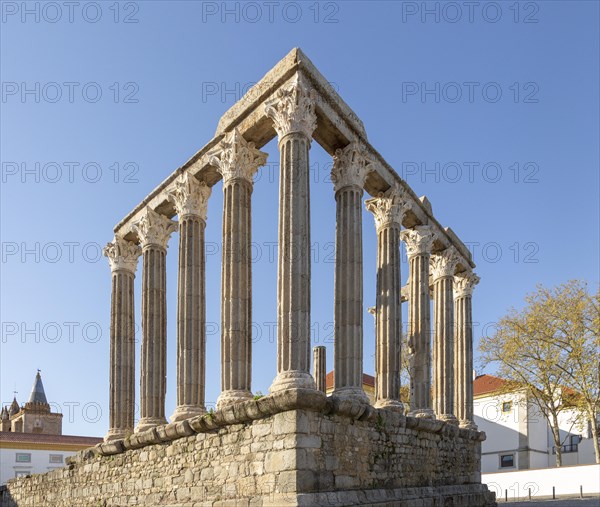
[505,497,600,506]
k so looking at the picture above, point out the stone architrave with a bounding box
[265,76,318,393]
[431,247,460,424]
[167,173,212,421]
[210,129,267,408]
[400,225,436,418]
[366,189,410,411]
[454,270,480,429]
[132,208,177,432]
[103,236,141,441]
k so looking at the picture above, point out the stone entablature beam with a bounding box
[110,50,474,270]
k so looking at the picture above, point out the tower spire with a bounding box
[28,370,48,405]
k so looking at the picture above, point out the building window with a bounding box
[501,401,512,413]
[15,453,31,463]
[15,471,29,478]
[552,436,581,454]
[500,454,515,468]
[49,454,63,464]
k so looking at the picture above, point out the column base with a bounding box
[374,399,405,414]
[408,408,435,419]
[438,414,460,425]
[135,416,167,433]
[459,419,478,430]
[332,386,370,403]
[216,390,253,410]
[104,427,132,442]
[269,371,316,393]
[170,405,207,422]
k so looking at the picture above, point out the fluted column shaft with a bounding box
[209,128,267,407]
[375,224,402,408]
[168,173,211,421]
[366,192,408,411]
[409,253,432,413]
[272,132,314,390]
[133,209,176,432]
[174,215,207,419]
[313,346,326,393]
[219,179,253,406]
[331,143,370,402]
[139,245,167,428]
[431,248,460,423]
[265,78,318,393]
[109,271,136,435]
[334,187,367,399]
[103,237,140,441]
[454,271,479,429]
[401,226,435,417]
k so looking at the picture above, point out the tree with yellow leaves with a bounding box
[480,280,600,466]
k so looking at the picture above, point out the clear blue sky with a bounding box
[1,1,598,436]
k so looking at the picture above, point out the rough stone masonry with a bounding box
[0,48,496,506]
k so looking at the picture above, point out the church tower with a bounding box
[3,371,63,435]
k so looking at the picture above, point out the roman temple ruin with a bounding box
[1,48,496,507]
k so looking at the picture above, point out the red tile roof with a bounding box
[0,431,102,446]
[473,374,511,397]
[325,371,375,390]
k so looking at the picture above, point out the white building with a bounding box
[0,432,102,484]
[0,372,102,484]
[474,374,597,473]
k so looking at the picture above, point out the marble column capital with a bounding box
[331,141,371,193]
[430,247,460,281]
[264,75,317,141]
[365,190,410,231]
[209,128,267,185]
[167,173,211,220]
[400,225,435,259]
[103,236,141,274]
[133,208,177,250]
[453,271,480,299]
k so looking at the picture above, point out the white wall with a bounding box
[0,447,76,485]
[475,392,528,472]
[483,464,600,500]
[475,390,598,473]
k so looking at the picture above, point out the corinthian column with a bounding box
[103,236,141,441]
[265,76,318,393]
[454,270,480,429]
[431,247,460,424]
[210,128,267,408]
[400,225,435,418]
[133,208,177,432]
[167,173,211,421]
[366,190,409,411]
[330,142,370,402]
